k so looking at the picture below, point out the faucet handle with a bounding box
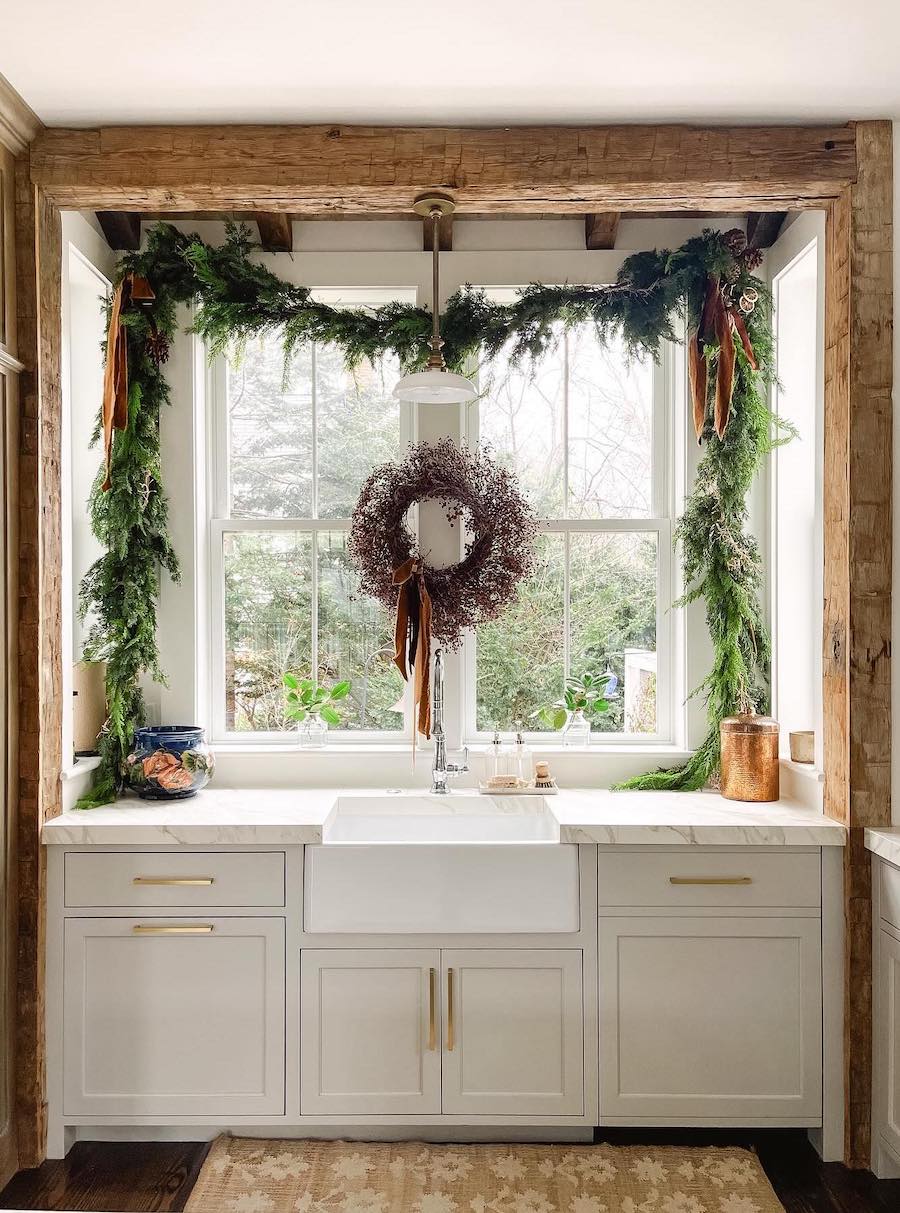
[447,747,469,777]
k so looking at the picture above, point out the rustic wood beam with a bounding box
[746,210,787,248]
[585,212,620,249]
[822,120,893,1168]
[422,213,452,252]
[13,153,62,1168]
[254,213,293,251]
[95,211,141,250]
[28,124,857,214]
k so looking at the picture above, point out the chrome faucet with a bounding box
[430,648,468,794]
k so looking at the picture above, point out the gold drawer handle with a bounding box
[669,876,753,886]
[132,924,214,934]
[428,967,437,1052]
[133,877,215,886]
[446,967,455,1052]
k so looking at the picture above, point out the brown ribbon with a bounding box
[101,272,155,491]
[688,274,758,442]
[392,557,432,740]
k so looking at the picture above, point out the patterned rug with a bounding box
[184,1137,785,1213]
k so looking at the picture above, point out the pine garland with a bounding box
[78,222,785,806]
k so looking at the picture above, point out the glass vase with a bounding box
[562,708,591,748]
[298,716,328,749]
[125,725,215,800]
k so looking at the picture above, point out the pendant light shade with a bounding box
[393,193,476,406]
[393,368,476,405]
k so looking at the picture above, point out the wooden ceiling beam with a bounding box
[585,212,620,249]
[746,210,788,248]
[95,210,141,250]
[29,123,857,213]
[254,213,293,251]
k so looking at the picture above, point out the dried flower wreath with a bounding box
[348,439,537,736]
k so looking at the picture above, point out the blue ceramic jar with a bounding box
[125,725,215,800]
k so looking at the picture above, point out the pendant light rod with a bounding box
[412,192,456,372]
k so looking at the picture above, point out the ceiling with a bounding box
[4,0,899,127]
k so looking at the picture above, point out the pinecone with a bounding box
[145,329,170,366]
[722,228,747,256]
[743,246,764,272]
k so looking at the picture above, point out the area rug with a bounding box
[184,1136,785,1213]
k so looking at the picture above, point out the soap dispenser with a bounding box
[514,725,532,785]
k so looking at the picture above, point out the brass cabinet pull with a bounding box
[669,876,753,886]
[446,967,455,1052]
[132,924,214,934]
[133,877,215,886]
[427,967,437,1052]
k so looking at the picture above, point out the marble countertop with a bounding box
[42,786,846,847]
[865,828,900,867]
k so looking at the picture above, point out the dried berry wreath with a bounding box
[349,438,537,648]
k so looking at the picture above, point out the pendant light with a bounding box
[393,193,477,405]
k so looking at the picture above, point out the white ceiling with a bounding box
[4,0,899,127]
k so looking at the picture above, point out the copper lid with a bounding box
[720,713,779,735]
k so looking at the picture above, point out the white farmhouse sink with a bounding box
[321,792,560,845]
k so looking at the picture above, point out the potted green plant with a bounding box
[536,671,618,747]
[283,675,352,748]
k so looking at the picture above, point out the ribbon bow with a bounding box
[688,274,758,442]
[101,272,155,491]
[392,557,433,739]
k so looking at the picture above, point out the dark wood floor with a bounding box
[0,1132,898,1212]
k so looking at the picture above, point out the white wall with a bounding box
[894,121,900,824]
[60,213,114,774]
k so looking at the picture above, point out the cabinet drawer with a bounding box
[64,851,285,908]
[878,858,900,931]
[598,850,820,909]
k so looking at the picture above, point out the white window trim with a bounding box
[181,248,690,755]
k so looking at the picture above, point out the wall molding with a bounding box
[0,75,41,157]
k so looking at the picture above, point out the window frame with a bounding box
[202,254,684,750]
[462,335,676,747]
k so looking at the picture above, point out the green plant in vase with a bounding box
[283,675,352,748]
[536,671,618,746]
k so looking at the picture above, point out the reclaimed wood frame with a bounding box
[13,120,892,1169]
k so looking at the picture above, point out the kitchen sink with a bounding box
[321,791,560,845]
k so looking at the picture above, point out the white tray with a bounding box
[478,783,558,796]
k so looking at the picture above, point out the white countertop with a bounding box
[42,786,846,847]
[865,827,900,867]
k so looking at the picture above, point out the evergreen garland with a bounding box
[78,222,786,806]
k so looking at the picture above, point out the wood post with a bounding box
[13,155,62,1168]
[823,119,893,1168]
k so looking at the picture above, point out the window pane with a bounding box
[476,533,564,731]
[317,531,404,731]
[567,329,654,519]
[224,532,312,732]
[479,334,565,518]
[569,532,658,734]
[227,336,313,518]
[315,350,402,519]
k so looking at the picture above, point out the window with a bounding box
[209,290,416,739]
[207,279,676,747]
[468,314,672,740]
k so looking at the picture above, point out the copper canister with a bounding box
[720,713,779,802]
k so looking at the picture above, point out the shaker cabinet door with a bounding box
[440,949,584,1116]
[599,916,822,1121]
[63,917,285,1117]
[300,949,442,1115]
